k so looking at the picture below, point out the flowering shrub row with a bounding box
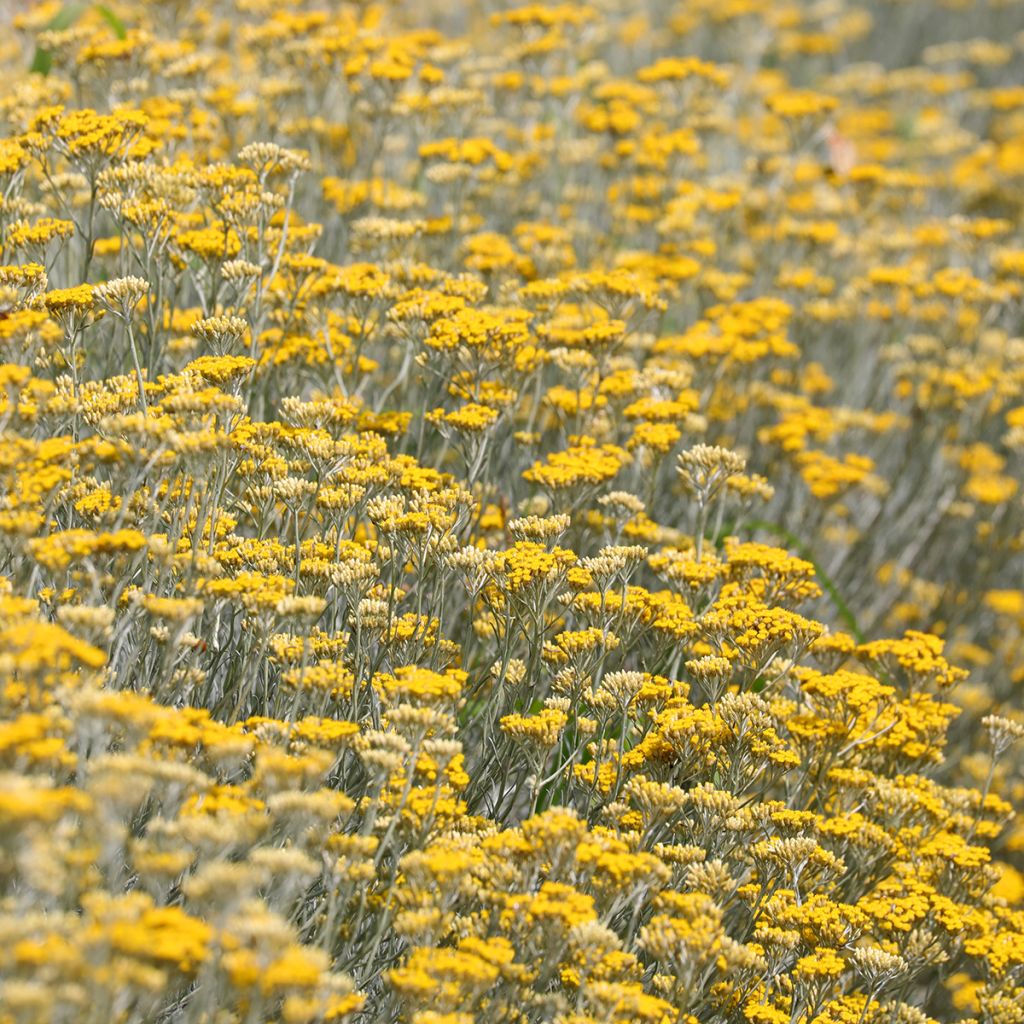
[1,1,1024,1023]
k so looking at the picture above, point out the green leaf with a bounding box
[29,48,53,76]
[30,3,125,77]
[94,4,127,40]
[743,518,867,643]
[47,2,91,30]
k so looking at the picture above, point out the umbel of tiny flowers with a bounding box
[42,284,103,417]
[191,314,250,356]
[970,713,1024,841]
[94,275,150,412]
[850,947,909,1007]
[676,443,746,559]
[982,713,1024,759]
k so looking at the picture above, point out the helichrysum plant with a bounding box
[0,1,1023,1023]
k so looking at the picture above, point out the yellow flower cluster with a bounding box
[0,1,1022,1024]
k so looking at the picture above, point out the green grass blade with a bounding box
[94,5,127,39]
[742,518,867,643]
[30,3,124,76]
[29,48,53,75]
[47,2,91,30]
